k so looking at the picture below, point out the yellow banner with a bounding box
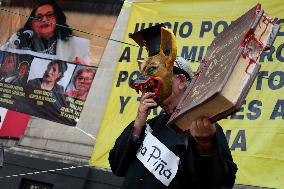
[91,0,284,188]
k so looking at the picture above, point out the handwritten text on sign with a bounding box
[136,125,180,186]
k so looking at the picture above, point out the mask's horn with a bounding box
[137,59,143,71]
[160,27,177,70]
[129,23,177,72]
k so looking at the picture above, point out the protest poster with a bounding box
[0,50,96,126]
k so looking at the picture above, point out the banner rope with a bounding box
[75,127,96,141]
[0,164,92,179]
[0,7,139,47]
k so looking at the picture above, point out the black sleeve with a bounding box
[108,115,162,177]
[186,124,238,188]
[108,121,145,177]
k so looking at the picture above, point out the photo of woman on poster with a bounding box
[65,67,96,101]
[26,60,67,93]
[2,0,90,64]
[22,59,77,126]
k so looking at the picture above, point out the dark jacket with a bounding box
[109,112,237,189]
[21,78,75,126]
[26,78,64,93]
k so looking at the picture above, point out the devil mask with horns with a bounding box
[129,24,177,104]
